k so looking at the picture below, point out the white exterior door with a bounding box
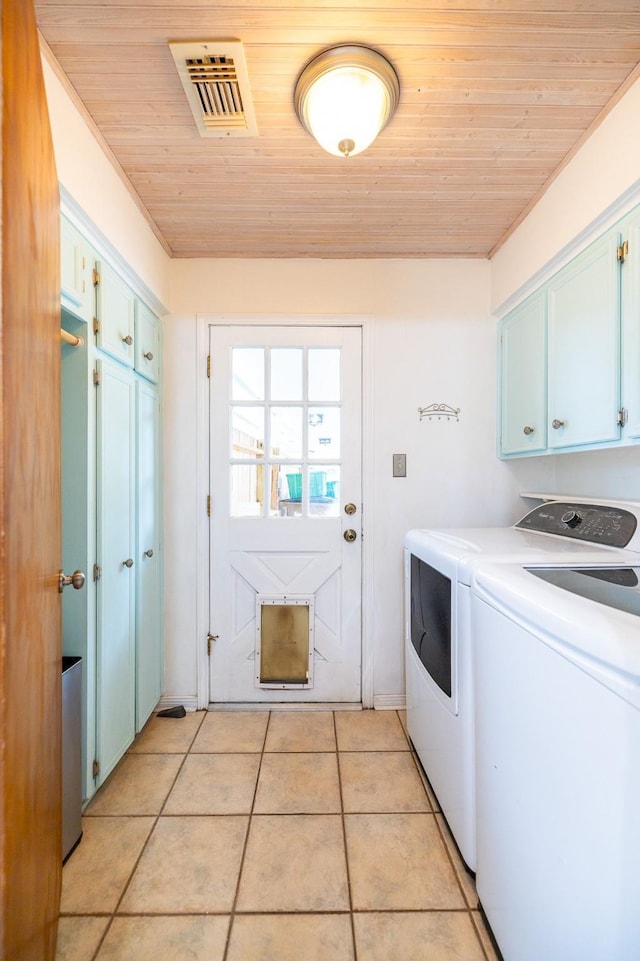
[209,325,362,703]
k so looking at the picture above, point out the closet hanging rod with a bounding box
[60,328,83,348]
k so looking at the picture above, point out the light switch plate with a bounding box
[393,453,406,477]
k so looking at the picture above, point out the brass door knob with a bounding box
[143,351,154,361]
[344,503,357,515]
[343,529,357,543]
[58,570,86,593]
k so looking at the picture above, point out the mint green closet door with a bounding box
[95,357,136,785]
[136,378,162,729]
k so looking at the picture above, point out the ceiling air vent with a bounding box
[169,40,258,138]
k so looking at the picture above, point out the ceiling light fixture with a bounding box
[294,44,400,158]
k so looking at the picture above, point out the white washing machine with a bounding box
[471,556,640,960]
[404,497,640,871]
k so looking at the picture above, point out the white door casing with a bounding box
[209,325,362,703]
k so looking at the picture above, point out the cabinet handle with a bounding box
[551,419,565,430]
[144,549,154,558]
[123,558,134,568]
[523,426,535,436]
[143,351,154,361]
[122,335,133,346]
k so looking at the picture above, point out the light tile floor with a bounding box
[56,709,500,961]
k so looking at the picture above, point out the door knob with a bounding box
[552,419,565,430]
[122,335,133,346]
[123,558,134,568]
[143,351,154,361]
[58,570,86,593]
[523,426,535,436]
[343,529,357,543]
[344,503,357,515]
[144,548,154,558]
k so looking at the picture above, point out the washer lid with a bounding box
[472,562,640,707]
[530,567,640,617]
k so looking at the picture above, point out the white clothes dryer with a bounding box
[404,497,640,871]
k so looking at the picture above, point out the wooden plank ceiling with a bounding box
[34,1,640,258]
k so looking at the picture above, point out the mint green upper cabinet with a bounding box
[546,231,621,450]
[95,260,135,367]
[61,216,94,322]
[621,209,640,439]
[499,223,627,458]
[135,299,161,383]
[499,292,546,456]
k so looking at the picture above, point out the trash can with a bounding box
[62,655,82,862]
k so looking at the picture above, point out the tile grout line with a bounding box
[61,709,498,960]
[220,709,272,961]
[80,712,207,961]
[400,711,494,961]
[334,711,359,961]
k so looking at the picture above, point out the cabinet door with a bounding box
[499,292,546,455]
[96,358,136,784]
[95,261,135,367]
[135,300,161,383]
[136,379,162,729]
[61,217,94,322]
[621,210,640,439]
[547,232,621,450]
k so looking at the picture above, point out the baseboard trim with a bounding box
[207,701,363,712]
[157,695,199,713]
[373,694,406,710]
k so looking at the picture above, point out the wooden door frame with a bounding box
[195,313,374,709]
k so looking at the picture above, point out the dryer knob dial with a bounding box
[561,509,582,529]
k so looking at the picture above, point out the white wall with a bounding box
[491,75,640,313]
[41,53,170,308]
[164,259,554,704]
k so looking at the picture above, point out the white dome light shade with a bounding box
[295,46,400,158]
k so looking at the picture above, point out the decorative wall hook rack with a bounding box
[418,403,461,422]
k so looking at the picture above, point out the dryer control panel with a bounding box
[515,502,637,548]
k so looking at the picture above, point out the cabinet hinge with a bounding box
[207,495,211,516]
[207,634,218,656]
[92,759,100,779]
[617,407,628,427]
[92,268,101,287]
[93,317,100,335]
[93,369,100,387]
[93,563,102,582]
[617,240,629,263]
[207,355,211,378]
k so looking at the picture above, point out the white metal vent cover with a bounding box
[169,40,258,138]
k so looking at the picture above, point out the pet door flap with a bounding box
[256,595,314,688]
